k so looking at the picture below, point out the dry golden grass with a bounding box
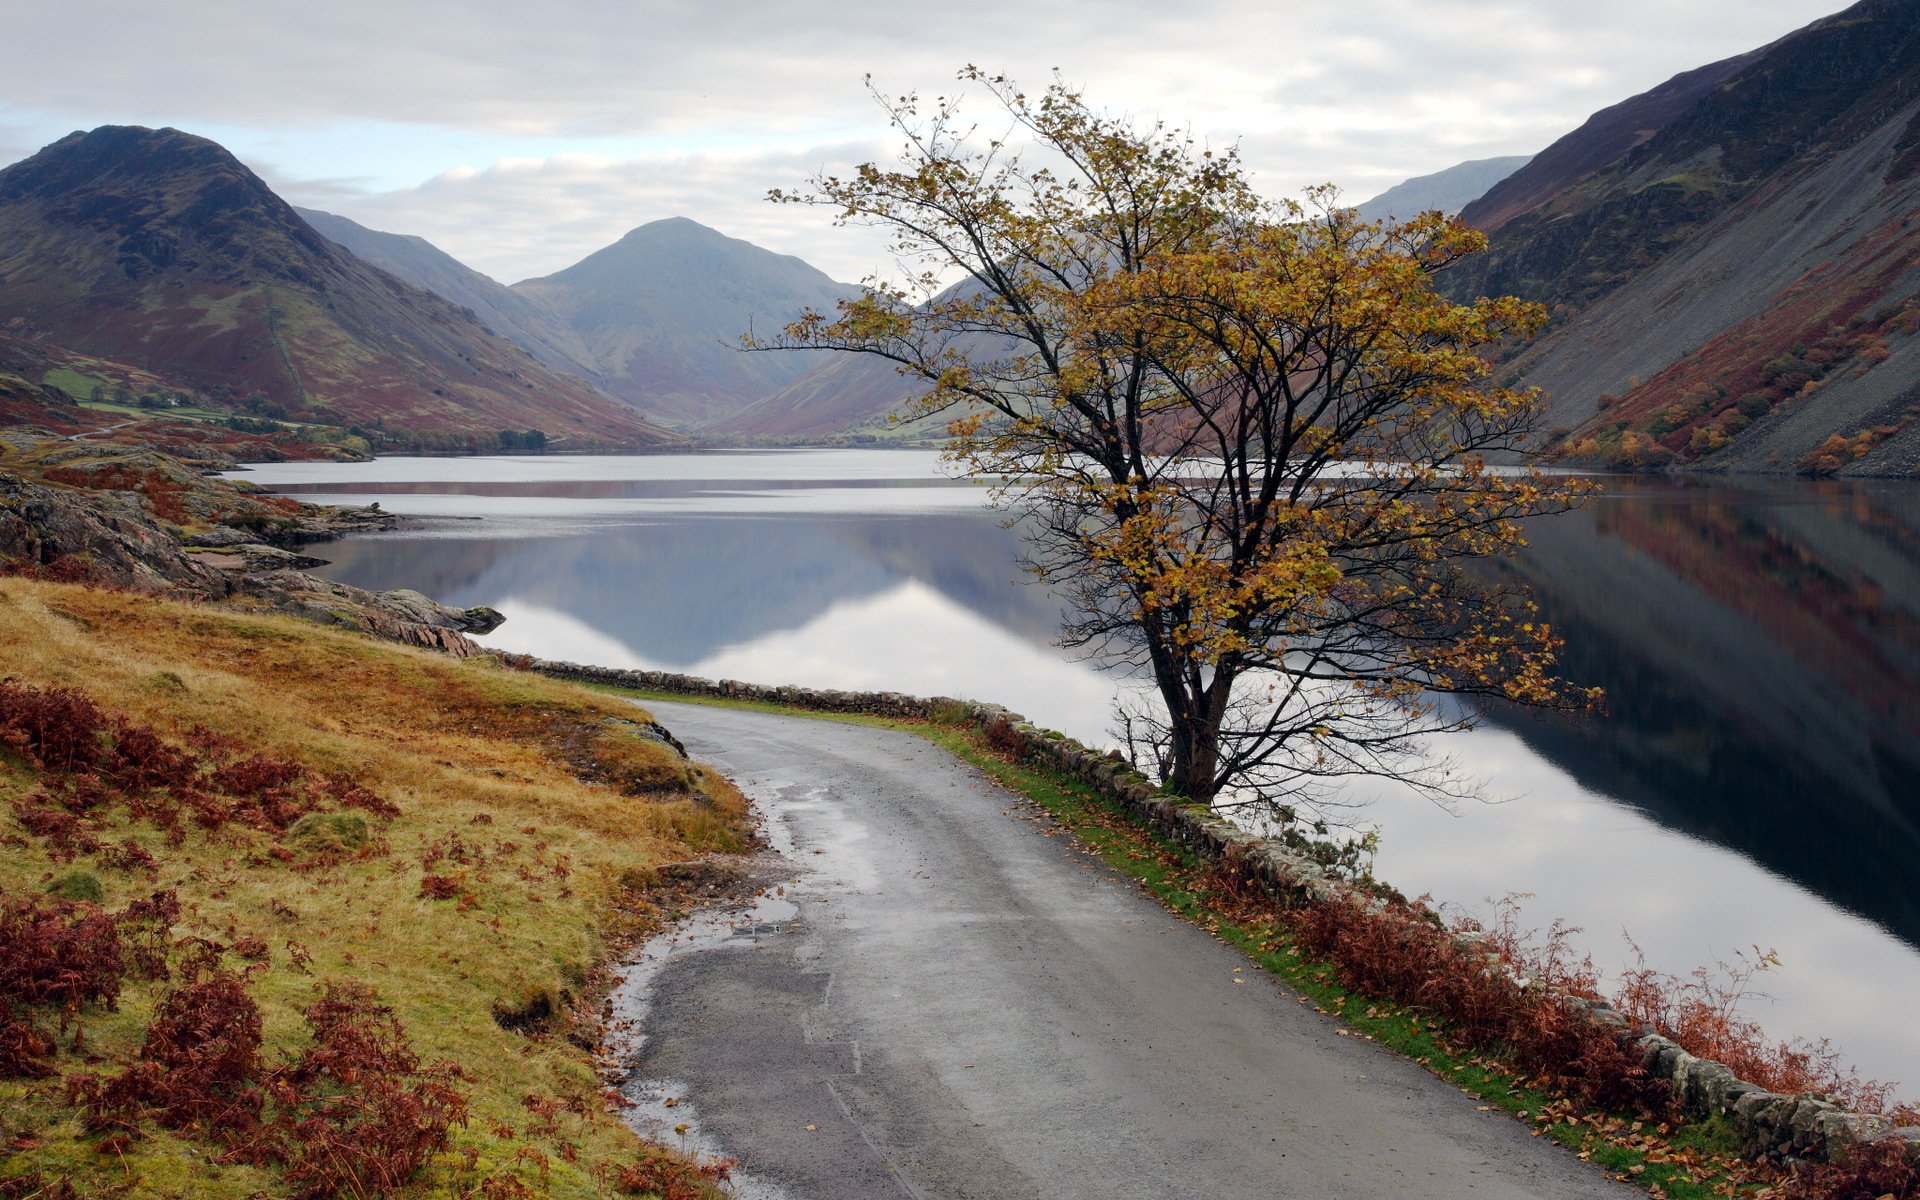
[0,577,749,1198]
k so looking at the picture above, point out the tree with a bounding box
[771,70,1594,811]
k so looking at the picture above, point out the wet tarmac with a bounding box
[607,700,1641,1199]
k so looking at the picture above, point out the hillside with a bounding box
[294,206,604,386]
[0,127,683,452]
[1447,0,1920,475]
[0,574,743,1198]
[714,277,1010,442]
[714,346,928,439]
[513,217,853,428]
[1353,156,1531,223]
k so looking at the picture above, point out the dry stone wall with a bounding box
[523,656,1920,1166]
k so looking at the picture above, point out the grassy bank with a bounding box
[1,578,747,1199]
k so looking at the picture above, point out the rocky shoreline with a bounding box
[0,430,501,654]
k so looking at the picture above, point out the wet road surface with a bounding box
[615,700,1639,1200]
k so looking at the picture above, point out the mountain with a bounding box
[717,346,926,439]
[1352,156,1532,223]
[1448,0,1920,475]
[293,207,603,385]
[512,217,854,428]
[0,126,682,450]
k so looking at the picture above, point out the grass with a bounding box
[598,684,1774,1199]
[0,579,748,1198]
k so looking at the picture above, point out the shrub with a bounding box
[83,969,266,1138]
[609,1154,735,1199]
[0,682,108,774]
[210,755,305,798]
[1291,892,1665,1112]
[0,891,131,1015]
[418,874,462,900]
[268,983,469,1199]
[1615,945,1898,1115]
[1780,1137,1919,1199]
[10,800,100,860]
[323,773,400,819]
[0,1173,80,1200]
[0,1008,57,1078]
[104,721,199,793]
[98,839,159,875]
[0,889,177,1076]
[983,716,1024,757]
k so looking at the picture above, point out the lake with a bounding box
[234,449,1920,1099]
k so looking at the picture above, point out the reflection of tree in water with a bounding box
[310,509,1066,666]
[1481,479,1920,947]
[309,472,1920,946]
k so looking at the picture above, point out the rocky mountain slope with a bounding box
[512,217,853,428]
[1449,0,1920,476]
[294,206,604,386]
[0,126,682,451]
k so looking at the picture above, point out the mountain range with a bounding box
[2,0,1918,473]
[0,126,680,452]
[1449,0,1920,475]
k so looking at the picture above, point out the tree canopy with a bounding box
[771,70,1594,811]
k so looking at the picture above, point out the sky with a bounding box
[2,0,1850,287]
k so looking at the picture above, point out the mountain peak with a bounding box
[0,125,679,448]
[3,124,265,200]
[0,122,335,284]
[512,220,854,426]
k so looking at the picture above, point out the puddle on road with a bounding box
[601,771,837,1199]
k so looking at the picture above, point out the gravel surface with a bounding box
[616,700,1641,1200]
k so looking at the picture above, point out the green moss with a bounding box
[286,811,369,853]
[144,669,189,694]
[45,869,104,902]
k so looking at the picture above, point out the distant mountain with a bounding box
[713,277,1009,441]
[717,346,924,439]
[0,126,681,449]
[1352,156,1531,223]
[293,207,603,386]
[512,217,855,428]
[1450,0,1920,476]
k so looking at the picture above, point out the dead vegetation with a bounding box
[0,574,747,1197]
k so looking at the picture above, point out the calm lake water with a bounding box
[234,449,1920,1098]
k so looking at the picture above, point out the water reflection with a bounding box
[1483,479,1920,945]
[301,507,1069,667]
[237,454,1920,1093]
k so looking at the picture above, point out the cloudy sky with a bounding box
[4,0,1846,286]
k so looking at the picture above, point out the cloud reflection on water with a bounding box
[480,581,1127,731]
[236,452,1920,1097]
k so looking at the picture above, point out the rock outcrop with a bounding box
[0,436,502,656]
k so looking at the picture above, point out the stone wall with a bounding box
[524,656,1920,1165]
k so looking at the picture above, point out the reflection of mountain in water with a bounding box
[1484,479,1920,946]
[311,509,1067,666]
[306,468,1920,952]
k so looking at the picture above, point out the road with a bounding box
[614,700,1640,1200]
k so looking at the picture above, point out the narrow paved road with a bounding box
[620,700,1639,1200]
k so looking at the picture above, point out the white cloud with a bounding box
[4,0,1856,279]
[268,139,901,285]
